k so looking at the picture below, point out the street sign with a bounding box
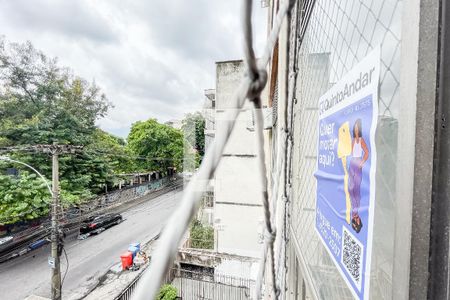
[48,256,55,268]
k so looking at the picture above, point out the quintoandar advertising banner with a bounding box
[315,47,380,299]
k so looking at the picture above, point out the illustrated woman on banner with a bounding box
[349,119,368,233]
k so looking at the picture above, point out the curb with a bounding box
[81,233,161,300]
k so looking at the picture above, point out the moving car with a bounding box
[80,213,122,235]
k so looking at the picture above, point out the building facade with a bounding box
[203,88,216,154]
[265,0,450,299]
[213,60,264,259]
[165,119,183,130]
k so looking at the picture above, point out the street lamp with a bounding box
[0,155,52,196]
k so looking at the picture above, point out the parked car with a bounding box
[0,236,13,246]
[64,207,81,220]
[80,213,122,235]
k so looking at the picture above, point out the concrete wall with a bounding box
[213,60,263,258]
[176,248,260,280]
[214,257,260,280]
[214,203,263,258]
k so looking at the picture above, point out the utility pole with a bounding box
[46,144,82,300]
[50,147,61,300]
[6,144,82,300]
[1,144,82,299]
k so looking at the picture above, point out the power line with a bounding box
[61,248,69,288]
[0,145,83,154]
[0,145,191,162]
[79,148,186,161]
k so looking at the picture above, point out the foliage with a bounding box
[156,284,178,300]
[182,112,205,155]
[0,171,51,224]
[182,145,200,173]
[182,112,205,171]
[85,128,134,173]
[0,39,110,146]
[127,119,184,173]
[0,39,120,221]
[190,219,214,249]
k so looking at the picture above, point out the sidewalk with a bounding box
[82,238,159,300]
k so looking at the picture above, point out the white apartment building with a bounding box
[212,60,264,259]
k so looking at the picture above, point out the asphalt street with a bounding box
[0,189,182,300]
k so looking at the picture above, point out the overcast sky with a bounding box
[0,0,267,138]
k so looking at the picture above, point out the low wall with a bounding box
[80,177,170,213]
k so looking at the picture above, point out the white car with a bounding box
[0,236,13,246]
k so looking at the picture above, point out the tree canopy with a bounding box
[0,39,117,223]
[127,119,184,173]
[182,112,205,157]
[0,171,51,224]
[182,112,205,170]
[0,39,110,147]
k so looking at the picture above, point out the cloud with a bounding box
[0,0,267,138]
[0,0,117,44]
[125,1,243,61]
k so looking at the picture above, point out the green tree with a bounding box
[182,112,205,157]
[0,171,51,224]
[0,40,110,146]
[182,112,205,171]
[0,39,120,219]
[86,129,134,173]
[127,119,183,173]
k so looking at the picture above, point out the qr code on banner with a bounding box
[341,227,363,289]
